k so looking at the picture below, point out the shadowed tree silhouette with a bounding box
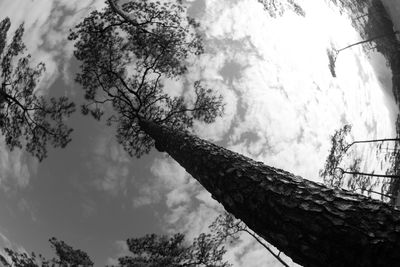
[48,238,93,266]
[320,124,400,198]
[1,233,229,267]
[0,237,93,267]
[70,1,400,266]
[117,233,230,267]
[68,0,223,158]
[257,0,305,17]
[0,17,75,161]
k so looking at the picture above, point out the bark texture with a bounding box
[140,120,400,267]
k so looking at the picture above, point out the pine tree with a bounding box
[140,119,400,267]
[118,233,230,267]
[70,1,400,266]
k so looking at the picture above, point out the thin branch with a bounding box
[0,90,58,137]
[353,187,395,200]
[344,138,400,152]
[337,167,400,179]
[243,229,289,267]
[106,0,156,36]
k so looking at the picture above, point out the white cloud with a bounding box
[90,133,131,196]
[0,140,37,193]
[17,198,38,222]
[133,157,195,207]
[192,0,398,184]
[81,198,97,218]
[106,240,130,266]
[224,234,289,267]
[94,165,129,196]
[150,157,188,187]
[164,199,222,239]
[0,231,12,249]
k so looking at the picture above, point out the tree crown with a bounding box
[0,237,93,267]
[69,0,224,158]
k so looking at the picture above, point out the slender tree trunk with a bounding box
[140,120,400,267]
[354,188,395,200]
[340,169,400,179]
[350,138,400,146]
[243,228,289,267]
[337,31,399,53]
[367,190,394,199]
[344,138,400,152]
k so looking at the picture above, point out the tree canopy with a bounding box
[0,17,75,161]
[69,0,224,158]
[1,231,230,267]
[0,237,93,267]
[118,233,230,267]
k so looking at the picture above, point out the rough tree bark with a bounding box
[140,120,400,267]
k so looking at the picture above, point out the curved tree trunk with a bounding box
[337,31,399,53]
[140,120,400,267]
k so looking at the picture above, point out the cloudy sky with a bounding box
[0,0,399,266]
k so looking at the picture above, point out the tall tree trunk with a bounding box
[140,120,400,267]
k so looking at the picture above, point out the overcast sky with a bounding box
[0,0,399,266]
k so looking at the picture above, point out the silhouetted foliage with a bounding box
[326,48,337,77]
[49,237,93,266]
[257,0,305,17]
[1,232,229,267]
[327,0,368,19]
[117,233,230,267]
[0,237,93,267]
[320,125,400,201]
[0,17,75,161]
[320,124,352,188]
[69,0,224,158]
